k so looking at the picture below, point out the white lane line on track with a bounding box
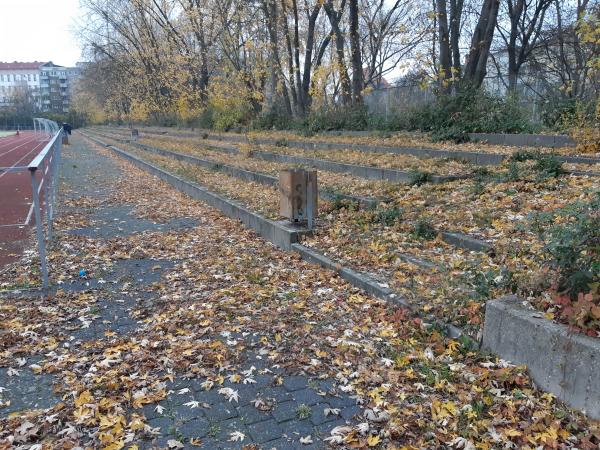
[0,137,49,227]
[0,133,39,152]
[0,138,48,181]
[0,137,44,165]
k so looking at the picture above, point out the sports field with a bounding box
[0,131,16,138]
[0,131,50,267]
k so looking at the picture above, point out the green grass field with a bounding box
[0,131,16,138]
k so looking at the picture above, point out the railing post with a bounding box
[47,138,61,241]
[30,169,49,289]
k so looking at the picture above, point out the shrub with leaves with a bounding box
[552,285,600,336]
[375,207,403,226]
[541,198,599,297]
[412,219,437,240]
[409,170,432,186]
[405,88,538,143]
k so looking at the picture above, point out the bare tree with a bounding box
[496,0,553,92]
[463,0,501,88]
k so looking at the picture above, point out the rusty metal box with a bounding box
[279,169,317,223]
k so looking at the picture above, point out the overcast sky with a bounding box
[0,0,82,66]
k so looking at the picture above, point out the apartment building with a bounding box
[0,61,42,108]
[0,61,80,113]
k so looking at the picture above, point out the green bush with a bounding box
[534,196,600,297]
[302,105,370,132]
[375,207,403,226]
[509,151,564,179]
[403,89,538,143]
[533,154,564,178]
[408,170,433,186]
[541,97,578,131]
[251,110,294,130]
[413,219,437,240]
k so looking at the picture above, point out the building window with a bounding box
[34,74,37,81]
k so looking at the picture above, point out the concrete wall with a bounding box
[482,296,600,419]
[83,133,308,251]
[89,131,387,209]
[250,150,463,184]
[469,133,576,148]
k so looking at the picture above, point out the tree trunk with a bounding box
[463,0,500,88]
[262,0,282,113]
[449,0,464,78]
[300,4,322,113]
[436,0,452,91]
[324,0,352,105]
[281,0,298,114]
[349,0,363,105]
[291,0,304,114]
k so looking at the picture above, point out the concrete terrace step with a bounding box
[113,126,600,166]
[88,130,495,255]
[87,130,389,209]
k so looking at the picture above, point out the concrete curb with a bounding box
[108,127,600,173]
[292,244,470,342]
[89,132,499,253]
[292,243,410,308]
[135,127,508,166]
[88,131,473,342]
[82,133,309,250]
[441,232,494,254]
[244,149,465,184]
[206,132,600,167]
[88,131,387,209]
[469,132,576,148]
[482,296,600,419]
[118,126,600,166]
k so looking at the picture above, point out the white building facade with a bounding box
[0,61,80,113]
[0,61,42,108]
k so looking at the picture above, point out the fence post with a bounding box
[30,170,49,289]
[47,138,61,241]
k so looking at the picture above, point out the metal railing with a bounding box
[33,118,60,136]
[0,119,62,288]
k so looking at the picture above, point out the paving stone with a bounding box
[209,417,249,442]
[141,403,163,420]
[309,404,337,426]
[205,402,239,422]
[258,386,294,403]
[177,416,210,439]
[271,401,299,423]
[261,437,297,450]
[283,376,308,392]
[252,374,276,388]
[237,404,273,425]
[315,418,347,437]
[148,416,174,436]
[317,379,335,393]
[247,418,284,443]
[233,383,263,404]
[340,405,362,421]
[325,395,356,409]
[280,418,315,441]
[0,368,59,414]
[190,387,223,405]
[174,404,205,422]
[290,388,322,406]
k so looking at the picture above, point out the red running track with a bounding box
[0,131,51,269]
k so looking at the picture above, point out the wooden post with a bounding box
[279,169,317,227]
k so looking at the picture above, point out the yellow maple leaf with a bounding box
[367,435,381,446]
[75,390,93,408]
